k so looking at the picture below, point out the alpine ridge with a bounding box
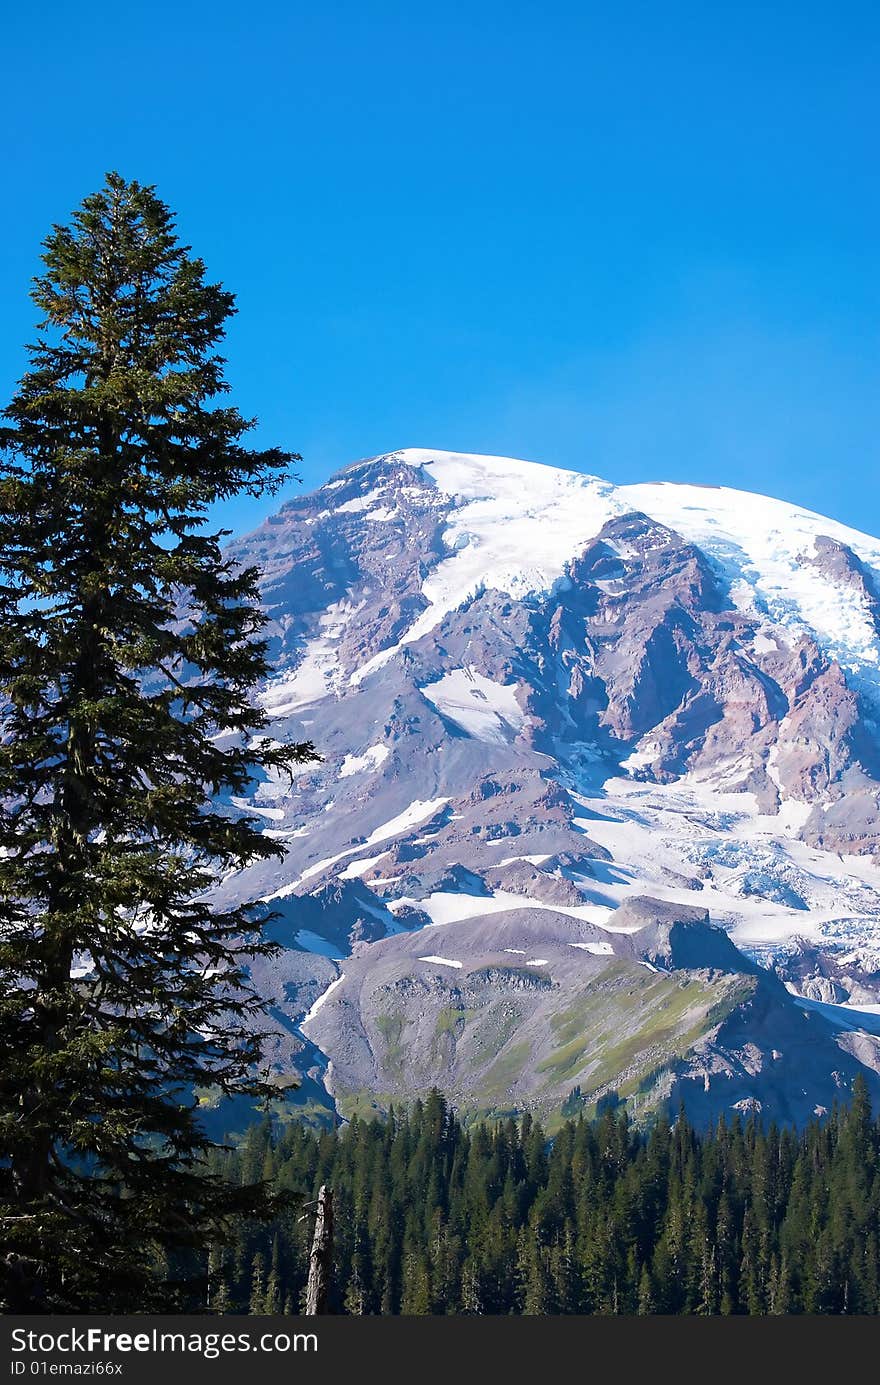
[211,449,880,1128]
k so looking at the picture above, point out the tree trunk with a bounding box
[305,1185,333,1315]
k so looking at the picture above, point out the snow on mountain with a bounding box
[338,450,880,709]
[420,666,527,745]
[216,449,880,1126]
[339,744,390,777]
[618,479,880,708]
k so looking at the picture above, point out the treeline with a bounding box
[206,1081,880,1315]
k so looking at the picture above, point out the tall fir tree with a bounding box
[0,173,314,1311]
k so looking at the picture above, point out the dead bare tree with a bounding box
[305,1184,333,1315]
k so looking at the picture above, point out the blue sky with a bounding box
[2,1,878,537]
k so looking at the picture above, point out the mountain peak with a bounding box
[320,447,610,508]
[222,446,880,1127]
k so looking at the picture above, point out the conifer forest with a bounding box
[207,1085,880,1316]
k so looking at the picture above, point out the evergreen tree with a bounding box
[400,1248,431,1315]
[522,1237,553,1315]
[0,174,313,1311]
[207,1244,233,1316]
[460,1257,483,1314]
[637,1262,655,1315]
[249,1252,268,1316]
[263,1234,283,1314]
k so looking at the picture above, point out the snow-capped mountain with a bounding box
[215,449,880,1127]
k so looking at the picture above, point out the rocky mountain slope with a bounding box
[212,449,880,1126]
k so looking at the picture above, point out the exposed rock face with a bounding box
[209,449,880,1126]
[664,977,878,1130]
[769,936,880,1007]
[802,788,880,855]
[482,859,589,905]
[538,512,868,814]
[602,897,759,976]
[300,896,880,1127]
[804,535,880,632]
